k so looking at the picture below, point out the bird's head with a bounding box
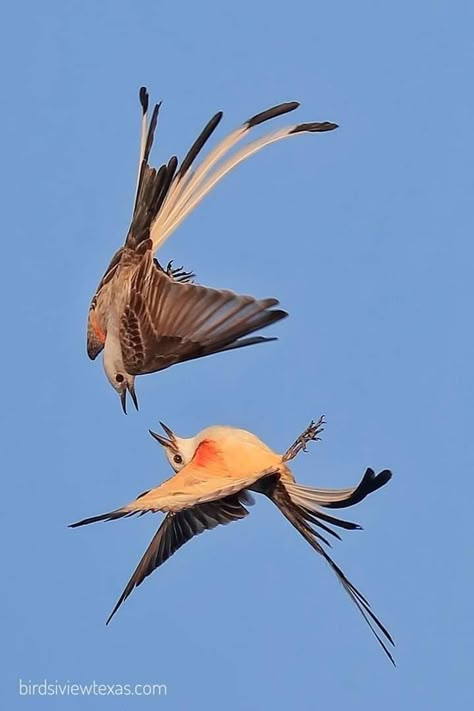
[102,359,138,415]
[148,421,200,471]
[149,422,272,472]
[113,372,138,415]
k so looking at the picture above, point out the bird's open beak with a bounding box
[149,421,177,450]
[120,385,139,415]
[120,390,127,415]
[128,384,139,411]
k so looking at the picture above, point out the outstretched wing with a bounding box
[105,492,252,624]
[119,251,287,376]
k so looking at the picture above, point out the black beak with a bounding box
[120,389,128,415]
[159,421,175,440]
[128,384,139,411]
[120,385,139,415]
[149,421,176,449]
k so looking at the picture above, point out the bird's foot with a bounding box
[283,415,325,461]
[166,260,195,283]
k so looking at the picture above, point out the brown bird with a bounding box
[70,416,394,664]
[87,88,338,412]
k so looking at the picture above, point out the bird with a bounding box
[70,416,395,664]
[87,88,338,412]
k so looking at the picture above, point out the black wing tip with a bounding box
[69,509,128,528]
[270,308,289,322]
[69,515,105,528]
[254,308,288,332]
[69,517,95,528]
[249,336,279,344]
[246,101,300,128]
[289,121,339,135]
[240,336,279,348]
[139,86,149,114]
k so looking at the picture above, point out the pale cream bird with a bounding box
[87,88,338,412]
[70,417,395,664]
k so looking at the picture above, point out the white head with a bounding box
[148,422,271,471]
[103,342,138,414]
[148,422,202,471]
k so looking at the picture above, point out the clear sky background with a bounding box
[1,0,473,708]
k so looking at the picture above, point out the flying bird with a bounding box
[70,416,395,664]
[87,88,338,412]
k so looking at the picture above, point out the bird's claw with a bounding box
[166,260,195,283]
[283,415,325,461]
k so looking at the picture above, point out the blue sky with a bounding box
[2,0,473,708]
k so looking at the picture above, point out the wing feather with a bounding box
[119,254,287,375]
[105,492,252,624]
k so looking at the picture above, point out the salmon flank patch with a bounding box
[193,439,220,467]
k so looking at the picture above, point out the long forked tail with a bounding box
[126,88,178,248]
[126,91,337,253]
[285,467,392,512]
[261,476,395,665]
[147,100,337,251]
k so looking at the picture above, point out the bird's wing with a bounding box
[119,251,287,376]
[69,466,267,526]
[260,474,395,665]
[69,467,281,624]
[86,247,125,359]
[104,491,253,624]
[87,95,336,356]
[284,468,392,510]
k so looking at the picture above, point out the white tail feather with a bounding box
[133,89,150,210]
[150,126,246,249]
[159,126,319,245]
[285,480,360,510]
[150,111,336,251]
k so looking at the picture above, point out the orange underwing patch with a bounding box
[193,439,220,467]
[90,312,106,343]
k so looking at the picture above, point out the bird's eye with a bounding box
[173,454,183,465]
[115,374,124,383]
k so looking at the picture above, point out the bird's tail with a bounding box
[149,102,338,252]
[125,89,179,249]
[284,467,392,512]
[259,474,395,665]
[125,90,337,253]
